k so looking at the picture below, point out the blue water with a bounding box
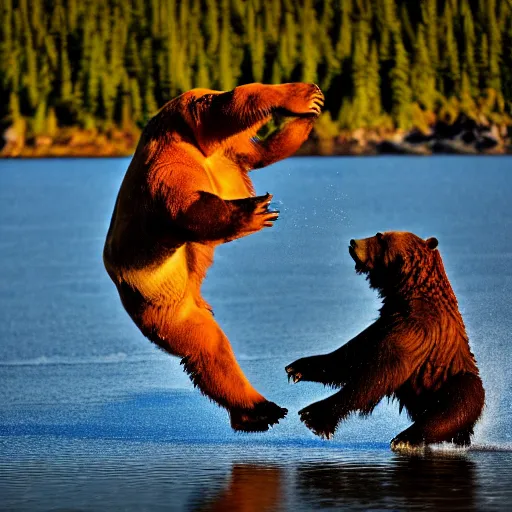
[0,156,511,510]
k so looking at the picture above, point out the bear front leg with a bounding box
[176,192,279,243]
[285,352,342,386]
[196,83,324,149]
[243,117,317,171]
[286,328,381,387]
[298,343,413,439]
[391,372,485,450]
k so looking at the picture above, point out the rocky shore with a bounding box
[2,114,511,158]
[300,114,512,156]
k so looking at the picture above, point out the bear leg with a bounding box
[391,372,485,450]
[285,354,340,385]
[144,304,287,432]
[239,117,318,171]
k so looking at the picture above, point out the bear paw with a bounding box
[237,193,279,236]
[281,83,324,117]
[285,357,326,384]
[230,401,287,433]
[390,431,425,452]
[298,402,338,440]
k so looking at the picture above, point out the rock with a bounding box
[460,130,478,144]
[475,136,499,152]
[377,140,431,155]
[404,128,434,144]
[430,139,478,154]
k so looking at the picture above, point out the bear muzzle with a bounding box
[349,239,369,272]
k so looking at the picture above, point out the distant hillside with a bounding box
[1,0,512,156]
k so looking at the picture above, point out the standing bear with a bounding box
[104,83,324,432]
[286,232,485,448]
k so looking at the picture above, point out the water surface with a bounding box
[0,156,511,510]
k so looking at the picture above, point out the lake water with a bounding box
[0,156,511,511]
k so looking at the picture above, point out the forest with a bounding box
[1,0,512,155]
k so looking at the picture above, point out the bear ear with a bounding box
[426,237,438,250]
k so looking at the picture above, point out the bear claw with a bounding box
[230,401,287,433]
[285,365,302,383]
[298,404,337,440]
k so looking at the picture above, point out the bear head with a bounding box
[349,231,439,293]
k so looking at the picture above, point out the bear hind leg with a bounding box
[145,305,287,432]
[391,372,484,450]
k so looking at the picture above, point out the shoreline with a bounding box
[2,117,511,158]
[3,141,512,158]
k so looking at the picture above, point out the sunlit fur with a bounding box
[104,83,323,432]
[286,231,484,447]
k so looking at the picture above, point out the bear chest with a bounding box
[204,155,254,199]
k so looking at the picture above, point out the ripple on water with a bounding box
[0,437,511,511]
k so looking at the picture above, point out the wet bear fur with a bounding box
[286,231,484,448]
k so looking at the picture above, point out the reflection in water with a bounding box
[297,453,476,511]
[194,464,284,512]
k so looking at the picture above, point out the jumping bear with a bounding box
[103,83,324,432]
[286,231,484,448]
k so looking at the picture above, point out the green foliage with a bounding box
[1,0,512,137]
[411,26,436,111]
[390,30,412,130]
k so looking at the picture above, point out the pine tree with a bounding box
[367,42,382,121]
[218,0,234,90]
[390,31,412,130]
[300,0,318,83]
[336,0,352,60]
[378,0,397,61]
[487,0,502,91]
[205,0,219,55]
[279,12,297,79]
[60,39,73,102]
[441,1,460,95]
[461,0,478,94]
[352,21,370,126]
[19,0,39,109]
[411,26,436,111]
[251,23,265,83]
[422,0,438,73]
[479,32,489,90]
[318,0,339,90]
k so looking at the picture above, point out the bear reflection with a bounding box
[195,464,283,512]
[296,453,476,511]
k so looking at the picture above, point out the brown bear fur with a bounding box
[286,231,485,448]
[103,83,324,432]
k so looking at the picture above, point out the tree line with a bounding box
[1,0,512,139]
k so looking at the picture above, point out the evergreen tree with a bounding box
[390,31,412,130]
[487,0,502,91]
[352,21,370,126]
[461,0,479,94]
[2,0,512,141]
[367,42,382,121]
[441,1,460,95]
[422,0,438,73]
[218,0,234,90]
[411,26,436,111]
[336,0,352,60]
[279,12,297,79]
[300,0,318,83]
